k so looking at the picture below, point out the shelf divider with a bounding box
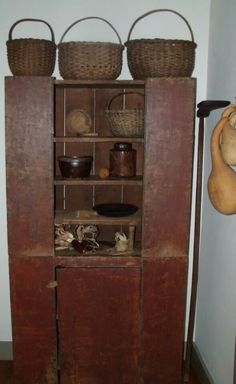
[54,175,143,186]
[55,210,141,225]
[54,136,144,143]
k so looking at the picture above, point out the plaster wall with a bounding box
[195,1,236,383]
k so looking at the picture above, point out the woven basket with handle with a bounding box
[105,92,144,137]
[6,18,56,76]
[125,9,197,79]
[58,17,124,80]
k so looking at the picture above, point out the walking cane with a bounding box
[183,99,230,382]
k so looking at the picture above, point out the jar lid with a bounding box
[113,142,132,151]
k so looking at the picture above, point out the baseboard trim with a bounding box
[0,342,13,360]
[191,342,214,384]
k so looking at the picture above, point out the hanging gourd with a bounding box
[220,110,236,165]
[208,104,236,214]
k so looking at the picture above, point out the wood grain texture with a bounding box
[9,256,142,383]
[5,76,54,257]
[140,256,188,384]
[6,78,196,383]
[142,77,196,258]
[9,258,57,384]
[57,267,141,384]
[0,360,201,384]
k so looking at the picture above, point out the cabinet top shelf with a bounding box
[54,79,145,88]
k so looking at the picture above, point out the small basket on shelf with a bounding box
[105,92,144,138]
[58,16,124,80]
[125,9,197,79]
[6,18,56,76]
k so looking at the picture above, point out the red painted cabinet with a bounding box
[6,76,195,383]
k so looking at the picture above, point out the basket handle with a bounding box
[127,9,195,43]
[59,16,122,45]
[108,92,144,110]
[8,18,55,43]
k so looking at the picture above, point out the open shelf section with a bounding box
[54,175,143,186]
[55,210,141,225]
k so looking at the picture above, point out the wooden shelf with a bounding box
[54,136,144,143]
[54,175,143,186]
[54,79,145,88]
[55,243,142,258]
[55,210,141,225]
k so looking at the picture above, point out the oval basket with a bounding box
[125,9,197,79]
[105,92,144,137]
[6,18,56,76]
[58,17,124,80]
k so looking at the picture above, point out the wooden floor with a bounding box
[0,360,200,383]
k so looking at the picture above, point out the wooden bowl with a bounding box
[66,109,92,135]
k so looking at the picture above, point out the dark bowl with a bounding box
[58,155,93,178]
[93,203,138,217]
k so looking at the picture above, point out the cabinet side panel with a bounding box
[141,256,187,384]
[5,77,54,257]
[143,78,195,257]
[10,257,57,384]
[57,267,141,384]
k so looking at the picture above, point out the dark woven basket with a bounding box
[105,92,144,137]
[58,17,124,80]
[6,18,56,76]
[125,9,197,79]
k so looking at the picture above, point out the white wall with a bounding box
[0,0,210,341]
[195,1,236,383]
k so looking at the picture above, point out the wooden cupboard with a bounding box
[5,76,195,383]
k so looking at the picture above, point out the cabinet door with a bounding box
[57,267,141,384]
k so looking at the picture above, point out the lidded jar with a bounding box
[109,142,136,177]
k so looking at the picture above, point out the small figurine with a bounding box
[54,224,74,249]
[76,224,99,249]
[114,225,136,253]
[115,232,129,252]
[54,224,99,254]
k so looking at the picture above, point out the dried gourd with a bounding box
[208,104,236,214]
